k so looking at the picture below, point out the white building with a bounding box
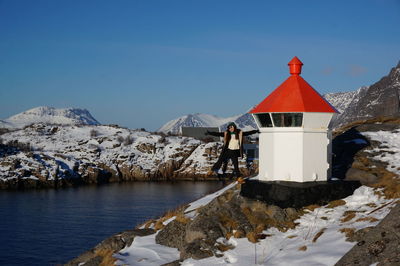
[249,57,338,182]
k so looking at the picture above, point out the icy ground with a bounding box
[114,129,400,266]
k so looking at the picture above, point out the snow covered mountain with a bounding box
[158,112,257,134]
[323,90,358,114]
[325,61,400,128]
[2,106,100,128]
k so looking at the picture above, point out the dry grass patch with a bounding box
[246,231,258,243]
[241,206,266,227]
[326,199,346,208]
[219,214,239,233]
[341,211,357,223]
[139,204,190,230]
[94,248,117,266]
[366,203,378,208]
[216,243,235,252]
[287,235,297,239]
[265,219,298,233]
[312,228,326,243]
[303,204,320,212]
[154,220,165,230]
[355,216,379,223]
[233,229,245,238]
[339,228,356,240]
[142,219,156,229]
[371,169,400,199]
[298,245,307,251]
[320,216,328,220]
[175,213,190,224]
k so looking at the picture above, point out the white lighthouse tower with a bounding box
[249,57,338,183]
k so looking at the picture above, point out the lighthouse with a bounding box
[249,57,338,183]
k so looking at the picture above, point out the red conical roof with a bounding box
[249,57,337,114]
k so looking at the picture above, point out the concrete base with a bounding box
[240,179,361,209]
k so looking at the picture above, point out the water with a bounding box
[0,181,224,266]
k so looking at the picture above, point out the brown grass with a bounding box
[341,211,357,223]
[255,224,265,234]
[142,219,156,229]
[154,220,165,230]
[216,243,235,252]
[355,217,379,223]
[326,199,346,208]
[303,204,320,212]
[94,248,117,266]
[175,213,190,224]
[287,235,297,239]
[298,245,307,251]
[312,228,326,243]
[234,230,245,238]
[339,228,356,240]
[320,216,328,220]
[246,231,258,243]
[264,219,298,233]
[370,169,400,199]
[366,203,378,208]
[219,214,239,231]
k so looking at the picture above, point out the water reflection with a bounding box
[0,181,224,265]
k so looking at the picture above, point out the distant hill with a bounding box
[158,113,257,134]
[1,106,100,128]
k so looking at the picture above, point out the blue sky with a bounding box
[0,0,399,130]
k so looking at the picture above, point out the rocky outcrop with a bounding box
[154,185,300,261]
[335,203,400,266]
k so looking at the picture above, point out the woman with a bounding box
[206,122,258,178]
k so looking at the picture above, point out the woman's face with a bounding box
[228,126,235,132]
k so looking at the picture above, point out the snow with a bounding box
[115,234,180,265]
[363,129,400,172]
[113,129,400,266]
[184,181,237,217]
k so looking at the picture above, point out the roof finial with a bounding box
[288,56,303,75]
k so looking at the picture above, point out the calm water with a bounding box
[0,181,224,266]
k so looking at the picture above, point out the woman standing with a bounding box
[206,122,258,179]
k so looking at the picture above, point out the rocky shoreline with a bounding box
[0,124,255,190]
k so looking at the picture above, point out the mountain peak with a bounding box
[3,106,100,128]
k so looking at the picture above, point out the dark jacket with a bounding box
[207,129,258,158]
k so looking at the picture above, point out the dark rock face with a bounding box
[240,180,361,209]
[335,203,400,266]
[330,61,400,128]
[155,220,186,249]
[332,127,370,179]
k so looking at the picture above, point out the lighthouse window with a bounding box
[272,113,303,127]
[255,113,273,127]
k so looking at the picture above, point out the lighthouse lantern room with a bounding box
[250,57,338,183]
